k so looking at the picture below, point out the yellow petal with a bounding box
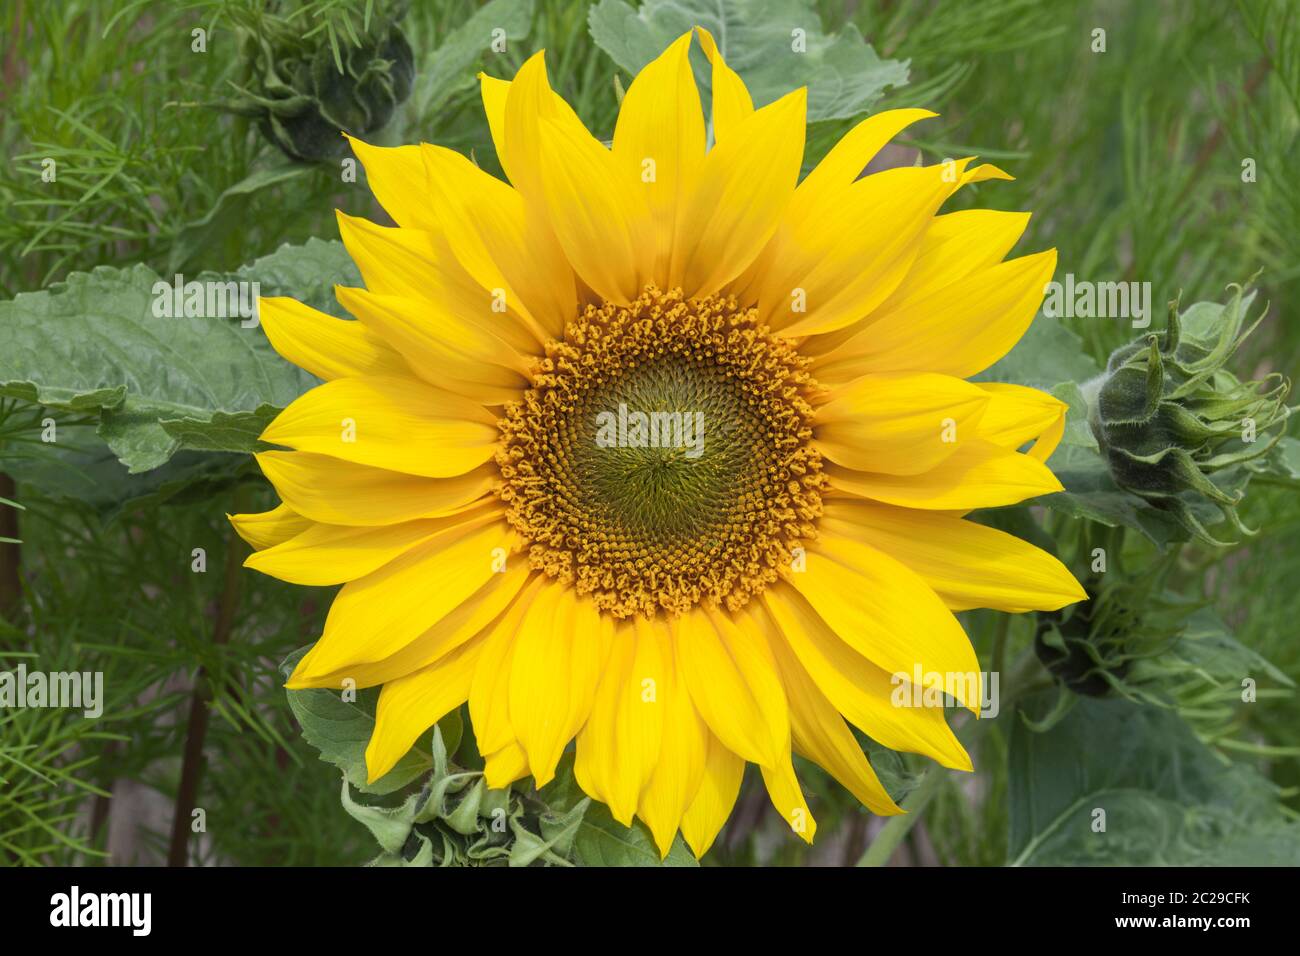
[336,212,546,356]
[420,142,571,341]
[259,296,409,381]
[879,209,1033,308]
[334,212,444,302]
[365,637,483,782]
[537,111,645,304]
[496,51,586,195]
[479,72,511,167]
[793,528,982,711]
[1027,409,1067,463]
[343,136,435,231]
[813,373,990,475]
[612,31,705,288]
[484,740,531,789]
[255,451,495,526]
[763,582,971,770]
[814,250,1058,381]
[757,608,901,814]
[759,754,816,846]
[637,621,708,857]
[260,376,497,479]
[975,382,1068,463]
[825,439,1063,511]
[694,27,753,143]
[761,161,976,337]
[575,615,667,825]
[496,53,592,330]
[671,88,806,297]
[245,505,502,587]
[680,732,745,858]
[304,516,518,676]
[229,502,311,551]
[797,108,937,206]
[470,575,547,756]
[802,209,1033,359]
[508,583,613,786]
[288,561,532,690]
[676,606,786,767]
[821,499,1087,613]
[736,157,1008,314]
[335,285,532,402]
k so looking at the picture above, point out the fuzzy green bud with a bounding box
[219,6,414,162]
[1087,287,1290,544]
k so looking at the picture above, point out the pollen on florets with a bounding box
[495,286,826,619]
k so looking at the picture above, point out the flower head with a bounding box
[235,29,1085,857]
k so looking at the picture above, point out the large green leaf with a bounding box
[975,315,1103,391]
[1008,694,1300,865]
[588,0,908,123]
[0,421,246,519]
[0,238,356,473]
[232,236,358,318]
[280,647,432,796]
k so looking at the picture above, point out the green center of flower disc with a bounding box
[496,287,825,619]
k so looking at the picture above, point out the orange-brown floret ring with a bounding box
[495,286,826,619]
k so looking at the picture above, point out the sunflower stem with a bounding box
[167,487,249,867]
[856,766,944,866]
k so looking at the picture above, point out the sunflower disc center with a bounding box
[496,287,825,619]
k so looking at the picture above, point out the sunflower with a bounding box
[233,28,1086,859]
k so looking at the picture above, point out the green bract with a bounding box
[1089,287,1291,544]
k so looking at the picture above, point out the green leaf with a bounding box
[1050,381,1099,451]
[975,316,1103,391]
[588,0,908,123]
[1,423,244,519]
[280,647,431,796]
[538,752,698,866]
[407,0,534,121]
[570,801,698,866]
[1008,694,1300,865]
[168,163,318,274]
[0,239,357,473]
[1255,435,1300,482]
[232,236,359,319]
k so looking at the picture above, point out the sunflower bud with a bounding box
[1087,286,1290,544]
[1034,578,1184,699]
[219,6,414,162]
